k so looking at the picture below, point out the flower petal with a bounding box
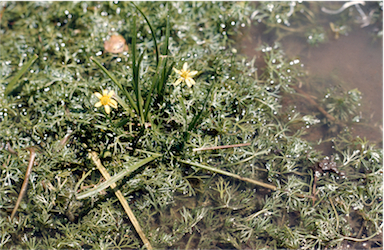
[104,105,111,114]
[173,68,181,75]
[173,78,183,86]
[182,62,188,71]
[189,70,198,77]
[185,78,195,88]
[94,92,103,99]
[95,101,103,107]
[107,90,115,98]
[102,89,109,96]
[109,99,118,109]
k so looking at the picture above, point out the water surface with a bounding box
[239,13,383,152]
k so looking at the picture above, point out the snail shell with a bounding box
[104,34,128,54]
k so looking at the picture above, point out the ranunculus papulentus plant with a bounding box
[0,2,382,249]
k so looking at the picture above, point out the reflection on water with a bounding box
[283,28,382,143]
[239,14,382,152]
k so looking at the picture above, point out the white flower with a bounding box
[173,62,198,88]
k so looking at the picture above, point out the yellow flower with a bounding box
[173,62,198,88]
[94,90,118,114]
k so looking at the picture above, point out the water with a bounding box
[283,28,382,143]
[239,15,382,153]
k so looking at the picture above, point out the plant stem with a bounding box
[11,147,36,220]
[88,151,153,250]
[131,16,145,125]
[220,149,270,167]
[132,2,159,67]
[76,154,159,200]
[193,142,251,152]
[179,159,277,191]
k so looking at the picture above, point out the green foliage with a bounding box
[305,27,327,46]
[0,1,382,249]
[324,88,362,122]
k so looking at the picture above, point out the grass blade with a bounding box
[132,2,159,67]
[159,60,174,96]
[179,159,277,191]
[187,83,214,132]
[131,15,137,90]
[143,70,159,120]
[5,54,38,96]
[163,14,170,56]
[130,15,146,124]
[178,95,188,131]
[113,93,135,118]
[86,151,153,250]
[158,14,171,96]
[76,153,160,200]
[135,51,145,124]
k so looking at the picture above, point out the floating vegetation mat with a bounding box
[0,2,382,249]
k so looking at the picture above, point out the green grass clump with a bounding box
[0,1,382,249]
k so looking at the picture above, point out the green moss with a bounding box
[0,2,382,249]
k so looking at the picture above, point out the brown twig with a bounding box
[0,5,6,23]
[193,142,251,152]
[57,130,73,152]
[10,147,36,220]
[311,173,318,206]
[8,129,74,220]
[1,142,17,155]
[292,85,336,121]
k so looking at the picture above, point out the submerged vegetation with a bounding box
[0,1,382,249]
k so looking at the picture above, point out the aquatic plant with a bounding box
[0,1,382,249]
[250,1,383,45]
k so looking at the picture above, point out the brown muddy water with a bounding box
[239,14,383,154]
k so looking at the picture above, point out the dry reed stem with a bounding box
[193,142,251,152]
[89,151,153,250]
[11,147,36,220]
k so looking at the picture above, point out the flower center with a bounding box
[180,69,190,79]
[100,96,110,105]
